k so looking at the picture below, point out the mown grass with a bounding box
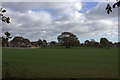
[2,47,118,78]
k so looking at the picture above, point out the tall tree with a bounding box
[57,32,80,48]
[100,38,109,48]
[37,39,42,46]
[43,40,47,47]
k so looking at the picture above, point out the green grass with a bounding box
[2,47,118,78]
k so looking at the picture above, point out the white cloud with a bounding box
[2,2,82,15]
[85,2,119,20]
[2,2,118,42]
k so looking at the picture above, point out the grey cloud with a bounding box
[2,2,118,42]
[3,2,82,16]
[85,2,119,20]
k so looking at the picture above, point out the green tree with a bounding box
[108,41,113,47]
[85,40,90,47]
[43,40,47,47]
[57,32,80,48]
[10,36,30,47]
[37,39,42,46]
[84,39,100,47]
[94,42,100,47]
[50,41,57,46]
[90,39,96,47]
[100,38,109,48]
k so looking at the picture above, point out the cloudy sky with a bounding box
[1,2,119,43]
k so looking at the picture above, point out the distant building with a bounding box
[47,41,61,46]
[113,42,120,47]
[30,41,39,47]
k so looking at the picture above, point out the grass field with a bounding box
[2,47,118,78]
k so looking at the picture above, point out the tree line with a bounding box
[1,31,120,48]
[1,3,120,48]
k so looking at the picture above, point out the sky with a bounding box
[1,2,119,43]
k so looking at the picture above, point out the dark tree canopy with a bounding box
[37,39,42,46]
[43,40,47,47]
[0,8,10,23]
[4,31,12,40]
[57,32,80,48]
[50,41,57,45]
[84,39,99,47]
[10,36,30,47]
[85,40,90,45]
[100,38,109,47]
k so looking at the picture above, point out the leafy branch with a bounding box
[0,8,10,23]
[106,0,120,14]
